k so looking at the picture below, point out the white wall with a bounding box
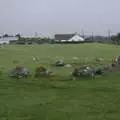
[0,37,18,44]
[68,35,84,42]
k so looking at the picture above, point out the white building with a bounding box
[0,36,19,44]
[54,33,84,43]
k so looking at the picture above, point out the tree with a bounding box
[3,34,9,38]
[15,34,21,40]
[116,33,120,44]
[111,33,120,44]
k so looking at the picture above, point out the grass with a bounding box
[0,43,120,120]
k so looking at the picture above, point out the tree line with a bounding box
[111,33,120,45]
[10,34,54,44]
[2,33,120,45]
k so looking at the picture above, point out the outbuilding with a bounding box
[54,33,84,43]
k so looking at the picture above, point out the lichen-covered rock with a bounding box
[72,66,95,77]
[94,68,104,75]
[72,66,104,77]
[55,60,65,66]
[115,56,120,64]
[9,66,30,78]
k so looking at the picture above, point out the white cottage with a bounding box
[54,33,84,43]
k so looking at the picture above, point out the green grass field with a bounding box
[0,43,120,120]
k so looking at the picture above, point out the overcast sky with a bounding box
[0,0,120,37]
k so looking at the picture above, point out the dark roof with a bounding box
[55,34,75,40]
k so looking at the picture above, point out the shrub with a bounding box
[28,41,33,45]
[16,41,26,45]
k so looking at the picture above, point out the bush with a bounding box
[35,66,47,77]
[36,40,43,44]
[28,41,33,45]
[10,40,17,44]
[16,41,26,45]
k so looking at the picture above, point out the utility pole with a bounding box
[35,32,38,37]
[92,32,94,41]
[81,29,84,38]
